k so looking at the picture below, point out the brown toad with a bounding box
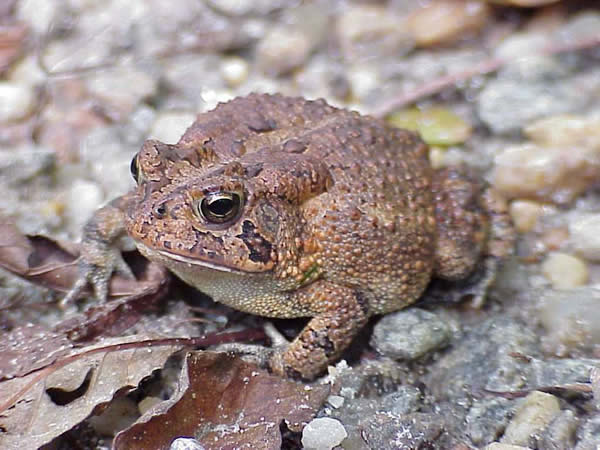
[67,93,514,379]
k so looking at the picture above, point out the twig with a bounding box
[372,34,600,118]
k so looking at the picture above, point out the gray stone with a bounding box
[371,308,452,361]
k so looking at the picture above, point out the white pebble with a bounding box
[149,112,196,144]
[301,417,347,450]
[501,391,560,446]
[221,57,249,87]
[541,252,588,289]
[569,214,600,261]
[0,82,36,122]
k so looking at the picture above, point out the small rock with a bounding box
[371,308,452,361]
[362,412,444,449]
[86,66,158,116]
[256,27,313,76]
[491,143,600,205]
[555,11,600,45]
[149,112,196,145]
[484,443,532,450]
[16,0,63,34]
[169,437,206,450]
[327,395,344,409]
[537,287,600,356]
[66,179,104,231]
[335,4,414,61]
[380,386,422,416]
[205,0,286,16]
[477,80,585,135]
[301,417,347,450]
[466,398,513,446]
[509,200,546,234]
[501,391,560,446]
[524,114,600,149]
[569,214,600,262]
[406,1,490,47]
[386,107,472,146]
[574,414,600,450]
[537,410,578,450]
[220,57,249,87]
[0,82,36,122]
[541,252,588,289]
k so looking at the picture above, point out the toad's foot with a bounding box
[62,197,133,306]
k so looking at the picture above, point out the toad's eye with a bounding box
[198,192,242,224]
[130,154,140,184]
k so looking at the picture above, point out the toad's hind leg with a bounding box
[431,167,514,306]
[269,280,369,379]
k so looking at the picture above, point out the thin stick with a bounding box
[372,34,600,117]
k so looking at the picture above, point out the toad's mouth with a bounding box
[135,242,248,274]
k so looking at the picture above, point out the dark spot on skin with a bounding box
[247,116,277,133]
[354,290,370,317]
[164,241,171,249]
[283,139,307,153]
[154,202,167,218]
[285,366,303,380]
[313,329,336,357]
[236,220,273,264]
[245,163,264,178]
[230,140,245,156]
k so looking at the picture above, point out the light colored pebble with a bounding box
[0,82,36,122]
[66,179,104,231]
[541,252,588,289]
[485,443,532,450]
[524,114,600,149]
[169,437,206,450]
[301,417,347,450]
[220,57,249,87]
[428,147,447,169]
[335,4,414,60]
[327,395,345,409]
[491,143,600,204]
[16,0,62,34]
[86,66,158,115]
[406,0,490,47]
[149,112,196,144]
[256,27,313,76]
[477,81,584,135]
[509,200,545,233]
[538,287,600,357]
[569,214,600,261]
[501,391,560,446]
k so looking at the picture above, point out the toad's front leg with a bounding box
[62,195,134,305]
[269,281,370,379]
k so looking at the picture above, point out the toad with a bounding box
[66,94,514,379]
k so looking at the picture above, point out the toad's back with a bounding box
[178,94,437,313]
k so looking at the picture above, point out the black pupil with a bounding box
[208,197,234,217]
[130,155,138,183]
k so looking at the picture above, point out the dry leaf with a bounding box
[0,335,183,449]
[0,221,169,298]
[114,351,330,450]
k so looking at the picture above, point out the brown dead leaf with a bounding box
[114,351,330,450]
[0,221,169,297]
[0,334,183,449]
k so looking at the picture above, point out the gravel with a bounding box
[2,2,600,449]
